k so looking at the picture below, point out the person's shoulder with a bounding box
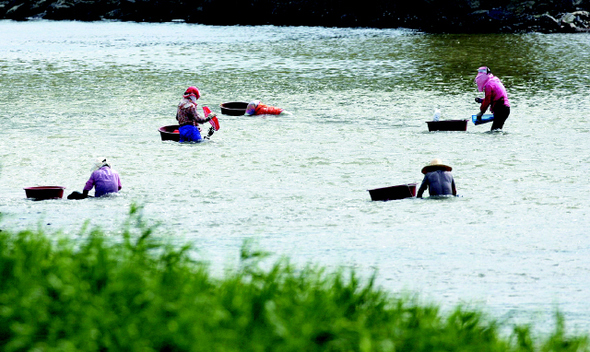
[489,77,503,86]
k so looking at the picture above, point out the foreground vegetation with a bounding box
[1,206,588,351]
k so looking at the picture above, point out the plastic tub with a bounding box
[426,119,468,131]
[220,102,248,116]
[472,114,494,125]
[368,183,417,201]
[159,125,180,142]
[24,186,66,200]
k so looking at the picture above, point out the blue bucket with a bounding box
[472,114,494,125]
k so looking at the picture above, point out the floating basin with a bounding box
[426,119,468,131]
[368,183,417,201]
[220,101,248,116]
[159,125,180,142]
[24,186,66,200]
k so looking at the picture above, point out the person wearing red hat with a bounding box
[176,86,216,142]
[474,66,511,131]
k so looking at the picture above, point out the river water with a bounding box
[1,20,589,334]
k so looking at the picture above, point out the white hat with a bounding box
[91,157,109,172]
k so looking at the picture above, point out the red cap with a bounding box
[183,86,200,99]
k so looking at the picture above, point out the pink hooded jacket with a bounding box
[475,67,510,114]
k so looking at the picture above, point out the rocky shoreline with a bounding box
[1,0,589,33]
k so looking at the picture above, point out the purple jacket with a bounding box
[84,166,122,197]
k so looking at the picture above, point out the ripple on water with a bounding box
[1,21,590,334]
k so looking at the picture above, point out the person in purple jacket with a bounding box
[82,158,122,198]
[474,66,511,131]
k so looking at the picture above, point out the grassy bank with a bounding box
[1,206,588,351]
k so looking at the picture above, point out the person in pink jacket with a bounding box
[474,67,511,131]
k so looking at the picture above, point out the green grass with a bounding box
[0,205,588,352]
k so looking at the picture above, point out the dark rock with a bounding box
[1,0,589,33]
[538,13,562,31]
[4,2,35,20]
[44,0,103,21]
[488,8,513,21]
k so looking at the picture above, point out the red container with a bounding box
[368,183,417,201]
[426,119,468,131]
[220,101,248,116]
[159,125,180,142]
[24,186,65,200]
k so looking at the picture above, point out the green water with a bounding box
[1,20,589,333]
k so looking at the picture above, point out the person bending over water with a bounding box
[417,159,457,198]
[176,86,216,142]
[474,66,511,131]
[69,157,122,199]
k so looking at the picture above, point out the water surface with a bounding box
[1,20,589,333]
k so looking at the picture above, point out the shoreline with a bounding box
[1,0,589,33]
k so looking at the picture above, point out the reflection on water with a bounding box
[1,20,590,333]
